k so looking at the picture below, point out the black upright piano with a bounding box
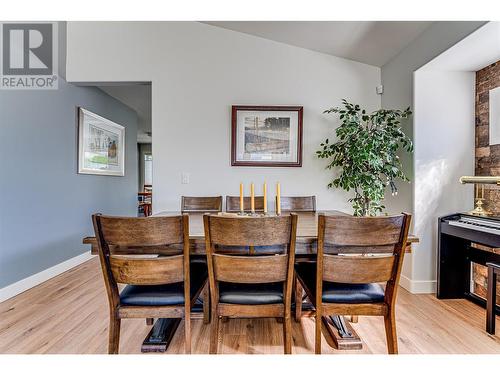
[438,213,500,313]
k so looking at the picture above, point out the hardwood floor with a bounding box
[0,257,498,354]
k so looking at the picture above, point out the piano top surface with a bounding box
[444,212,500,222]
[458,213,500,222]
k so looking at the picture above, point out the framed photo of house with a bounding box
[231,105,303,167]
[77,107,125,176]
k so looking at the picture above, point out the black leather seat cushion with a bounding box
[218,282,284,305]
[295,262,385,304]
[119,261,208,306]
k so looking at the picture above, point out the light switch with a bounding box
[181,172,190,184]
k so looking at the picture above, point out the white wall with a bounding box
[411,70,475,292]
[381,21,485,289]
[66,22,383,212]
[381,22,484,215]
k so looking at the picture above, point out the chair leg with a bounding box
[184,307,191,354]
[284,313,292,354]
[210,314,220,354]
[384,309,398,354]
[203,283,210,324]
[486,266,496,334]
[108,316,121,354]
[146,318,154,326]
[315,312,321,354]
[295,278,303,322]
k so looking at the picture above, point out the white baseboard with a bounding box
[399,275,436,294]
[0,251,94,303]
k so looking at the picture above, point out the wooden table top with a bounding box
[153,210,419,244]
[83,210,418,255]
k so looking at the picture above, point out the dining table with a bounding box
[83,210,419,352]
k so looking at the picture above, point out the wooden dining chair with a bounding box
[181,196,223,213]
[226,196,265,212]
[203,214,298,354]
[295,213,411,354]
[277,196,316,320]
[92,214,208,354]
[138,191,152,217]
[277,196,316,212]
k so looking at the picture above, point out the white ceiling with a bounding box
[99,84,152,143]
[203,21,433,67]
[420,22,500,71]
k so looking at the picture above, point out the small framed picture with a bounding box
[77,107,125,176]
[231,105,303,167]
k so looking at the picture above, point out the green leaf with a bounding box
[317,100,413,216]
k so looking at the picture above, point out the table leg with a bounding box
[322,315,362,350]
[298,297,363,350]
[141,296,205,352]
[141,318,181,352]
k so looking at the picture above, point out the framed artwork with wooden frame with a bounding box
[77,107,125,176]
[231,105,303,167]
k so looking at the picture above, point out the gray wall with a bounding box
[0,79,138,288]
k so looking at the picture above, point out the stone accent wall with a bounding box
[473,61,500,306]
[475,61,500,214]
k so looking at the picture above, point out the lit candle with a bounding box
[263,182,267,214]
[276,182,281,215]
[250,183,255,212]
[239,183,244,212]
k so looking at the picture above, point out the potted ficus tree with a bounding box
[317,99,413,216]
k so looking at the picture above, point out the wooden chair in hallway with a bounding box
[226,196,265,212]
[181,196,222,213]
[277,196,316,212]
[295,213,411,354]
[92,214,208,354]
[203,213,298,354]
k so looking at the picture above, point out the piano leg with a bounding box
[437,233,469,299]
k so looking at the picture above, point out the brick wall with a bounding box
[475,61,500,214]
[473,61,500,305]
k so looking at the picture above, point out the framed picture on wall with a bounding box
[231,105,303,167]
[77,107,125,176]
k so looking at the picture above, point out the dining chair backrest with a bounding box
[181,196,222,213]
[226,196,265,212]
[317,213,411,303]
[204,214,297,284]
[278,196,316,212]
[92,214,190,306]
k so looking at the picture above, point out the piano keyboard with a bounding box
[448,216,500,236]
